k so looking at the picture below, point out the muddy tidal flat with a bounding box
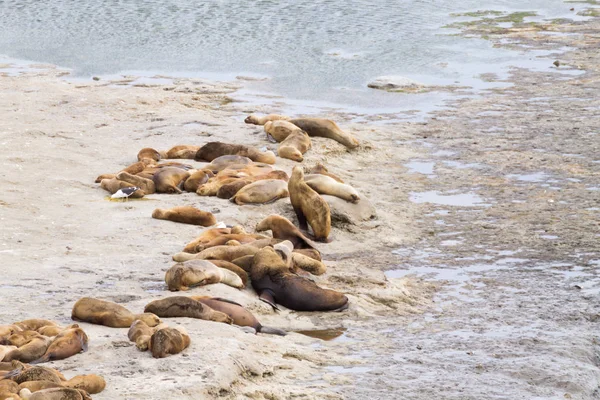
[1,11,600,400]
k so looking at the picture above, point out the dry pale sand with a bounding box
[1,13,600,400]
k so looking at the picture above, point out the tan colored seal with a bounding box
[182,227,231,253]
[115,171,155,194]
[27,387,85,400]
[4,331,42,347]
[127,320,167,351]
[3,336,52,363]
[18,380,62,392]
[206,260,249,286]
[12,321,57,333]
[291,252,326,275]
[288,166,331,241]
[0,346,17,362]
[14,366,63,385]
[34,328,88,363]
[173,243,261,262]
[137,147,162,162]
[144,297,233,324]
[204,155,253,173]
[99,179,144,198]
[195,142,276,164]
[63,375,105,395]
[278,130,311,162]
[71,298,161,328]
[245,114,290,126]
[149,327,190,359]
[250,244,348,311]
[153,167,190,194]
[183,169,214,192]
[309,162,344,183]
[263,120,303,142]
[230,179,289,205]
[194,233,268,252]
[215,170,288,199]
[304,174,360,203]
[164,260,244,290]
[165,145,201,159]
[290,118,359,149]
[255,215,319,249]
[152,206,216,227]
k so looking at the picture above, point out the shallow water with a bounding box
[0,0,590,111]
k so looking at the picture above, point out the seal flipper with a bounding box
[212,297,245,308]
[292,205,308,231]
[258,289,279,311]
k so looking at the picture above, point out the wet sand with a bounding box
[1,12,599,400]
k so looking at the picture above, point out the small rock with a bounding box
[367,76,428,93]
[553,60,561,67]
[92,76,100,81]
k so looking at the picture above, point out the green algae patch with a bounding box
[443,11,538,29]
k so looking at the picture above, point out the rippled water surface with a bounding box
[0,0,584,109]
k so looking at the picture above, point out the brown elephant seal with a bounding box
[278,130,311,162]
[204,155,253,173]
[115,171,156,194]
[288,166,331,242]
[71,298,161,328]
[33,328,88,364]
[304,174,360,203]
[256,215,319,250]
[3,337,52,363]
[263,120,304,142]
[289,118,359,149]
[250,244,348,311]
[245,114,290,126]
[153,167,190,194]
[137,148,162,162]
[190,297,287,336]
[100,179,145,198]
[63,375,105,395]
[230,179,289,205]
[183,169,214,192]
[149,327,190,359]
[195,142,276,164]
[144,297,233,324]
[152,206,216,227]
[309,163,344,183]
[183,227,231,253]
[164,260,244,290]
[165,145,201,159]
[206,260,249,286]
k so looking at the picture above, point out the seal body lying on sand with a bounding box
[144,297,233,324]
[304,174,360,203]
[278,130,311,162]
[256,215,319,250]
[152,206,216,226]
[33,327,89,363]
[152,167,190,194]
[288,166,331,242]
[165,145,201,159]
[289,118,359,149]
[230,179,289,205]
[190,296,287,336]
[244,114,290,126]
[149,327,190,359]
[195,142,276,164]
[250,243,348,312]
[71,298,160,328]
[164,260,244,290]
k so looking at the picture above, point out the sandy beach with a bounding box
[1,11,599,400]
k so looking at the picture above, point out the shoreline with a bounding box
[1,10,599,400]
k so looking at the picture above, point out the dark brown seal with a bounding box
[149,327,190,358]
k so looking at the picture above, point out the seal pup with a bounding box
[152,167,190,194]
[289,118,359,149]
[115,172,156,194]
[288,166,331,242]
[33,328,88,363]
[230,179,289,205]
[245,114,290,126]
[190,296,287,336]
[165,145,201,159]
[304,174,360,203]
[250,242,346,311]
[183,169,214,192]
[256,215,319,250]
[164,260,244,290]
[309,163,344,183]
[127,320,167,351]
[152,206,216,227]
[71,298,161,328]
[99,178,145,197]
[149,327,190,359]
[137,148,162,163]
[195,142,276,164]
[278,130,311,162]
[144,297,233,324]
[263,120,304,142]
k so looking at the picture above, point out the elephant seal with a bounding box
[245,114,290,126]
[153,167,190,194]
[152,206,216,227]
[190,297,287,336]
[250,244,348,311]
[304,174,360,203]
[3,337,52,363]
[230,179,289,205]
[173,243,261,262]
[33,328,88,363]
[164,260,244,290]
[165,145,201,159]
[100,179,145,198]
[144,297,233,324]
[263,120,303,142]
[204,155,253,173]
[183,169,214,192]
[71,298,161,328]
[137,147,162,162]
[183,227,231,253]
[288,166,331,242]
[309,162,344,183]
[278,130,311,162]
[63,375,106,395]
[289,118,359,149]
[149,327,190,359]
[195,142,276,164]
[256,215,319,250]
[115,171,156,194]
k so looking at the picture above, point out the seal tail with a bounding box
[258,326,288,336]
